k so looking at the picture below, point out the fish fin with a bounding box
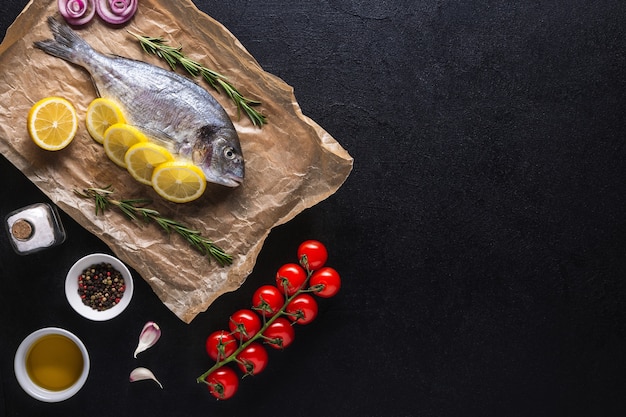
[149,135,176,150]
[133,125,178,152]
[33,16,91,65]
[91,79,101,97]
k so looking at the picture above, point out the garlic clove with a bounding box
[133,321,161,358]
[130,367,163,389]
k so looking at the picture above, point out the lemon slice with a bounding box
[103,123,148,168]
[125,142,174,185]
[152,161,207,203]
[27,97,78,151]
[86,98,126,144]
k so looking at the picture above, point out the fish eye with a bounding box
[223,146,236,160]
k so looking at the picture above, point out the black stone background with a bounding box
[1,1,626,416]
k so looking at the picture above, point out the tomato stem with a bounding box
[196,267,315,384]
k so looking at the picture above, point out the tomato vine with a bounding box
[197,240,341,399]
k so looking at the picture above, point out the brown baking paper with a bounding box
[0,0,353,323]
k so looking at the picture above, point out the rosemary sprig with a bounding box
[75,186,233,266]
[128,32,267,127]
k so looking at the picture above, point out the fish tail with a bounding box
[33,16,93,65]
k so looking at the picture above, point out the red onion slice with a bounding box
[95,0,138,25]
[58,0,96,26]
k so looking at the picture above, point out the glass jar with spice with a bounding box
[4,203,66,255]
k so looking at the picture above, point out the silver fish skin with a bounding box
[34,17,244,187]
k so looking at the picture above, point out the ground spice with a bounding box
[77,262,126,311]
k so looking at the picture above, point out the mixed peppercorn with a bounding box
[77,262,126,311]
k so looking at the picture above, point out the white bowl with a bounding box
[14,327,90,402]
[65,253,134,321]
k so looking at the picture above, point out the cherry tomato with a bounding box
[276,263,308,295]
[205,366,239,400]
[285,293,318,325]
[236,342,269,375]
[252,285,284,317]
[263,317,295,349]
[309,267,341,298]
[297,240,328,271]
[229,309,262,341]
[205,330,238,362]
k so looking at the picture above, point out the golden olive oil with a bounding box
[25,334,83,391]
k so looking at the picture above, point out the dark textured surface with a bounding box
[1,1,626,416]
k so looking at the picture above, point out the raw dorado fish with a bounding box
[34,17,244,187]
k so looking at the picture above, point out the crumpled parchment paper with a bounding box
[0,0,353,323]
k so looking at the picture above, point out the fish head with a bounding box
[193,126,244,187]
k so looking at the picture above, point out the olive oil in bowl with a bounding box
[26,334,84,391]
[14,327,89,402]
